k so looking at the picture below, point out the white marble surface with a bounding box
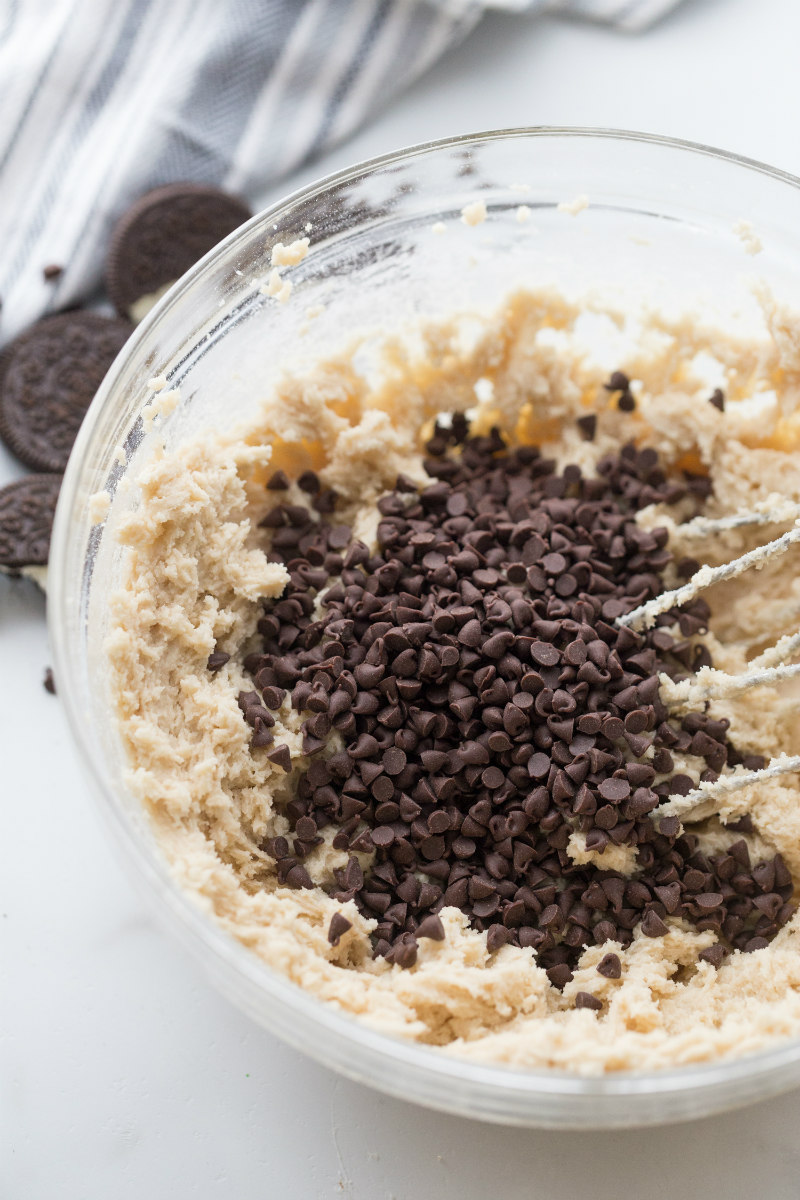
[4,0,800,1195]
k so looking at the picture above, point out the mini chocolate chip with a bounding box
[285,864,314,889]
[486,924,510,953]
[546,964,573,989]
[388,936,418,968]
[383,747,407,775]
[640,909,669,938]
[596,952,621,979]
[481,765,505,789]
[416,914,445,941]
[598,777,630,802]
[328,913,352,945]
[207,650,230,671]
[576,414,597,441]
[605,371,629,392]
[698,943,725,968]
[298,470,320,494]
[251,718,274,748]
[530,641,560,666]
[574,991,603,1011]
[458,618,482,647]
[266,470,290,490]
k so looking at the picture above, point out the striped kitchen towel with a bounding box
[0,0,684,342]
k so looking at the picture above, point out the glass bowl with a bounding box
[49,128,800,1128]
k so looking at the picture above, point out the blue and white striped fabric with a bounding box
[0,0,683,343]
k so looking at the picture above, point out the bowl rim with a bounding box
[48,125,800,1118]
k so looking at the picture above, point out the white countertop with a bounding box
[5,0,800,1195]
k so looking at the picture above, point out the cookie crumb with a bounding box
[89,490,110,524]
[733,219,762,256]
[557,193,589,217]
[271,237,310,268]
[261,268,292,303]
[461,200,487,227]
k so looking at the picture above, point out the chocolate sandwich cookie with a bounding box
[0,474,62,570]
[106,183,252,320]
[0,312,132,473]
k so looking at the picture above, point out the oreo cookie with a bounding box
[0,474,62,570]
[0,312,132,473]
[106,183,252,320]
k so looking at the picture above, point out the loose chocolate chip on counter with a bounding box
[328,913,352,945]
[0,313,132,472]
[42,264,63,281]
[243,417,792,978]
[43,667,56,694]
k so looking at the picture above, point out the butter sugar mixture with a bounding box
[107,290,800,1073]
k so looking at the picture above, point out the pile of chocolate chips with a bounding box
[236,411,795,989]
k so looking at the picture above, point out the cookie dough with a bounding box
[106,289,800,1074]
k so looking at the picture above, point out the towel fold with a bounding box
[0,0,684,341]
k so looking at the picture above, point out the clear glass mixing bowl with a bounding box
[49,128,800,1128]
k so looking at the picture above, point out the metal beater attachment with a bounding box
[617,502,800,822]
[619,521,800,633]
[660,630,800,711]
[656,752,800,824]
